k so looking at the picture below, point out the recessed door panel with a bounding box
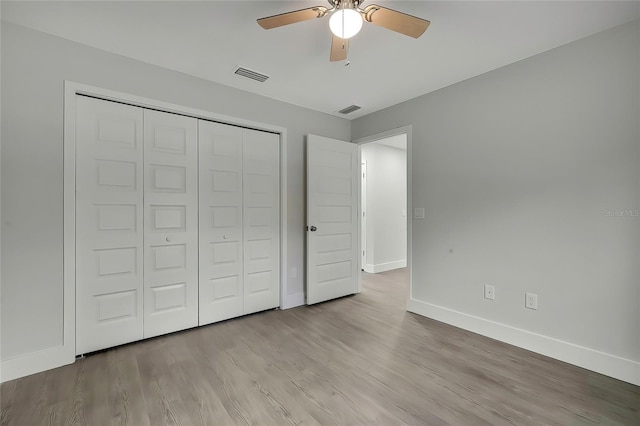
[205,240,242,281]
[96,291,137,322]
[151,205,186,231]
[243,129,280,315]
[211,206,240,228]
[318,176,352,195]
[152,125,187,154]
[97,204,137,231]
[76,96,144,354]
[316,233,352,253]
[245,207,272,227]
[143,109,198,338]
[96,160,137,190]
[152,164,187,192]
[210,276,240,301]
[212,241,240,264]
[244,174,272,195]
[199,121,244,325]
[97,117,137,147]
[247,239,272,260]
[246,271,273,294]
[199,276,242,322]
[212,171,240,192]
[151,282,187,312]
[96,247,137,277]
[152,244,187,270]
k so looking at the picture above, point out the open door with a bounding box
[306,135,359,305]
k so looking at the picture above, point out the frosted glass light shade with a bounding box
[329,9,363,39]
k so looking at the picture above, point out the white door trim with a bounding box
[353,126,413,301]
[58,81,289,372]
[361,160,369,273]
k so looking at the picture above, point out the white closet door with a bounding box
[143,110,199,338]
[76,96,144,354]
[198,121,244,325]
[243,129,280,314]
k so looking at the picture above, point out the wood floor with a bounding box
[2,268,639,425]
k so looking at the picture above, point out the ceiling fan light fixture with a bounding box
[329,8,362,39]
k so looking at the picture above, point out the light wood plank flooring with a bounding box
[2,268,639,425]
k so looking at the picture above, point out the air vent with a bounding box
[338,105,361,115]
[234,66,269,82]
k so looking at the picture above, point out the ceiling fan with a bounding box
[257,0,430,62]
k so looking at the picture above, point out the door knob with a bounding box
[309,226,317,232]
[166,237,171,242]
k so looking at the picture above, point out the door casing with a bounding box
[354,126,413,301]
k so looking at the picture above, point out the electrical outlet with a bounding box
[525,292,538,310]
[484,285,495,300]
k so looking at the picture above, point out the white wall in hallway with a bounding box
[361,137,407,273]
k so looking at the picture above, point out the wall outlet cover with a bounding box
[525,292,538,310]
[484,284,495,300]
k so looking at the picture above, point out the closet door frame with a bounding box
[62,81,288,365]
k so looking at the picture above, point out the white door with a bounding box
[143,110,198,338]
[361,161,367,271]
[198,121,244,325]
[243,129,280,314]
[306,135,359,305]
[76,96,144,354]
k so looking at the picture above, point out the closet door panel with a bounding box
[199,121,244,325]
[143,110,198,338]
[76,96,144,354]
[243,129,280,314]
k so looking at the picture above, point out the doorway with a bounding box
[356,127,411,302]
[360,135,407,273]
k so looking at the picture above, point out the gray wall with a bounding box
[361,142,407,270]
[0,22,350,360]
[353,21,640,364]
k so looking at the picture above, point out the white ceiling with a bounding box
[2,1,639,119]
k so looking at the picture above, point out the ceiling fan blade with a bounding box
[330,34,349,62]
[362,5,430,38]
[257,6,328,29]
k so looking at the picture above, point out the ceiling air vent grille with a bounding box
[234,66,269,82]
[338,105,361,115]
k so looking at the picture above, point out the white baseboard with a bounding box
[281,292,304,310]
[407,298,640,386]
[1,345,75,383]
[367,260,407,273]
